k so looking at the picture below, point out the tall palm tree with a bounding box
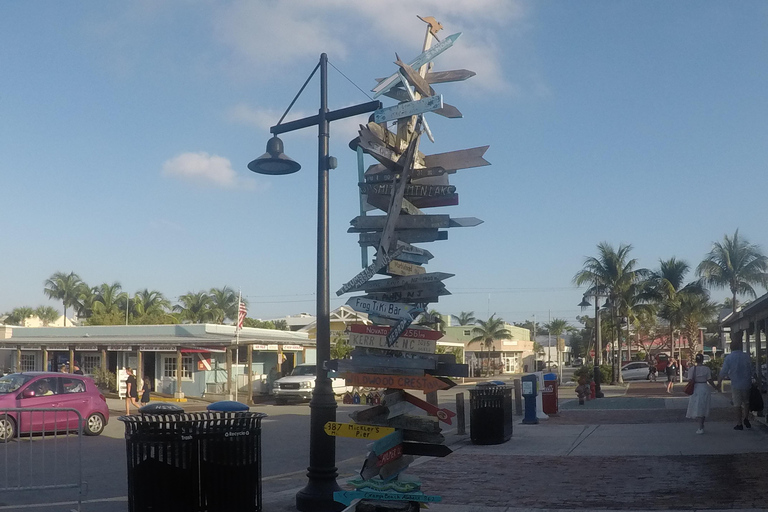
[35,306,60,326]
[209,286,239,324]
[133,289,171,316]
[92,282,126,315]
[74,284,98,320]
[174,291,216,323]
[696,229,768,314]
[452,311,476,326]
[573,243,647,383]
[417,309,446,333]
[8,307,35,326]
[543,318,574,373]
[648,258,702,357]
[469,314,511,374]
[44,272,84,326]
[679,292,718,359]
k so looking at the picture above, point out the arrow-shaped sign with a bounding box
[347,272,454,293]
[345,297,422,321]
[370,429,404,456]
[349,323,443,340]
[358,229,448,247]
[372,32,461,98]
[346,476,420,493]
[394,54,435,98]
[323,421,394,440]
[344,373,453,393]
[350,214,483,231]
[387,316,414,346]
[365,166,446,183]
[334,489,441,506]
[373,95,443,124]
[401,441,453,458]
[403,391,456,425]
[358,183,456,198]
[423,145,490,173]
[336,245,404,296]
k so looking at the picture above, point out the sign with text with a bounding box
[345,297,420,321]
[349,332,437,354]
[323,422,394,440]
[344,373,452,393]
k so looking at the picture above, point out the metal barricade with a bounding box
[0,407,84,511]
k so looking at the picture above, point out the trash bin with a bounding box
[542,373,558,414]
[120,408,267,512]
[469,383,513,444]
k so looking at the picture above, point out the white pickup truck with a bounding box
[272,364,352,404]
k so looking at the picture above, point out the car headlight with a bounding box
[301,381,313,389]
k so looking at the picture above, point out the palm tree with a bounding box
[543,318,574,372]
[133,289,171,316]
[44,272,84,326]
[92,282,126,315]
[696,229,768,314]
[174,291,216,323]
[417,309,446,333]
[452,311,476,326]
[74,284,97,320]
[209,286,239,324]
[273,319,289,331]
[35,306,60,326]
[679,292,718,359]
[469,314,511,374]
[8,307,35,326]
[573,243,647,383]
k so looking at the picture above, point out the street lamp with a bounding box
[249,53,380,512]
[579,294,605,398]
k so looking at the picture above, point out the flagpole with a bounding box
[235,290,241,403]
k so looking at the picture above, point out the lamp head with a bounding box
[578,297,592,309]
[248,135,301,175]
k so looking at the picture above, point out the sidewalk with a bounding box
[264,381,768,512]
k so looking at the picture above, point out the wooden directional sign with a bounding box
[365,166,446,183]
[333,489,441,506]
[358,229,448,246]
[373,95,443,124]
[359,182,456,198]
[344,373,452,393]
[366,193,423,216]
[401,441,453,458]
[423,145,490,172]
[350,323,442,340]
[347,353,436,371]
[386,259,425,276]
[336,245,404,296]
[407,193,459,209]
[323,421,394,440]
[425,69,476,84]
[391,251,431,266]
[398,241,434,260]
[382,87,463,118]
[347,272,454,293]
[350,412,440,434]
[394,54,435,97]
[345,297,421,321]
[365,284,450,305]
[370,429,404,456]
[372,32,462,98]
[349,331,436,354]
[403,391,456,425]
[376,444,403,467]
[346,476,420,493]
[386,316,413,346]
[351,214,482,231]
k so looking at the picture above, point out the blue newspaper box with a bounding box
[521,374,538,424]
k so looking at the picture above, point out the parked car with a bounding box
[272,364,352,405]
[0,372,109,441]
[545,361,558,369]
[573,358,584,367]
[621,361,650,381]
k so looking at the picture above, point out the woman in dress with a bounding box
[686,353,716,434]
[665,357,678,393]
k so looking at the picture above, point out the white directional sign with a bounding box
[345,297,421,321]
[373,95,443,124]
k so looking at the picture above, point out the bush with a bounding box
[705,359,723,381]
[92,367,117,392]
[572,364,612,384]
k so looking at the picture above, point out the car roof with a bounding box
[12,372,86,378]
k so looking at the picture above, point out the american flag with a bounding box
[237,301,247,330]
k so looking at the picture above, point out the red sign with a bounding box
[376,444,403,467]
[349,324,443,340]
[344,373,451,392]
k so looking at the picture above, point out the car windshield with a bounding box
[291,366,317,376]
[0,374,34,394]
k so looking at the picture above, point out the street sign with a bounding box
[323,421,394,440]
[403,391,456,424]
[358,182,456,198]
[423,145,490,172]
[365,193,423,216]
[365,166,446,183]
[345,296,422,321]
[346,272,454,293]
[350,214,482,231]
[370,429,404,455]
[344,373,453,392]
[334,490,441,506]
[357,229,448,246]
[394,54,435,97]
[350,323,443,340]
[387,316,414,346]
[364,284,450,304]
[346,476,420,493]
[336,245,405,296]
[347,352,437,371]
[373,95,443,124]
[401,441,453,458]
[372,32,462,97]
[349,411,441,433]
[407,193,459,208]
[349,331,437,354]
[386,259,425,276]
[424,68,476,84]
[376,444,403,467]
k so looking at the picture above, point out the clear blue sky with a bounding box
[2,1,766,327]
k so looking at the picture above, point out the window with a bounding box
[31,377,58,397]
[81,355,101,374]
[20,354,36,372]
[463,330,471,336]
[61,377,86,394]
[163,356,193,379]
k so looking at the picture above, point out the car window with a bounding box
[291,366,316,376]
[0,374,34,393]
[29,377,58,397]
[61,377,86,394]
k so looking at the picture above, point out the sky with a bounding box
[2,1,767,328]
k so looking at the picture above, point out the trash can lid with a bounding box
[139,402,184,415]
[543,373,557,380]
[476,380,506,387]
[207,400,250,412]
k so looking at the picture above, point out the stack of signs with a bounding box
[331,16,485,509]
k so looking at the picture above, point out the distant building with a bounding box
[442,323,535,375]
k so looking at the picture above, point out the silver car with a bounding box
[621,361,650,381]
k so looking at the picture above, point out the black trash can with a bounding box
[120,408,267,512]
[469,384,513,445]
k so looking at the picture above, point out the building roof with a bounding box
[721,292,768,331]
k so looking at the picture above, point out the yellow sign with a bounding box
[323,422,395,440]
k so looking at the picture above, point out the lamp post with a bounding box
[248,53,380,512]
[579,294,605,398]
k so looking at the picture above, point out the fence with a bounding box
[0,408,84,512]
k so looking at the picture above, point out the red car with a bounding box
[0,372,109,441]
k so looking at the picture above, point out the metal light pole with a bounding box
[248,53,380,512]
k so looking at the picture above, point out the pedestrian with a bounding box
[686,353,716,434]
[575,375,590,405]
[666,357,678,393]
[140,376,151,407]
[717,332,753,430]
[73,363,84,375]
[124,367,140,414]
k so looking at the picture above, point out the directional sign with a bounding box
[407,193,459,209]
[373,95,443,124]
[376,444,403,467]
[364,284,450,304]
[370,429,404,455]
[350,323,443,340]
[372,32,461,97]
[365,166,446,183]
[394,54,434,97]
[334,489,441,506]
[349,332,437,354]
[345,297,421,321]
[423,145,490,172]
[347,272,454,293]
[350,214,482,231]
[336,245,404,296]
[323,421,394,440]
[346,476,420,493]
[387,316,414,346]
[391,251,431,266]
[403,391,456,425]
[358,229,448,246]
[386,259,425,276]
[397,242,434,260]
[425,68,476,84]
[344,373,453,393]
[366,193,423,216]
[359,182,456,198]
[401,441,453,458]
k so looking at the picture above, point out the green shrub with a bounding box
[705,359,723,380]
[92,367,117,392]
[572,364,612,384]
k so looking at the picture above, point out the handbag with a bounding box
[684,367,696,395]
[749,383,764,412]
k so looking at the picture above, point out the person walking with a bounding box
[717,332,753,430]
[140,376,151,407]
[124,367,140,415]
[686,353,716,434]
[666,357,678,393]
